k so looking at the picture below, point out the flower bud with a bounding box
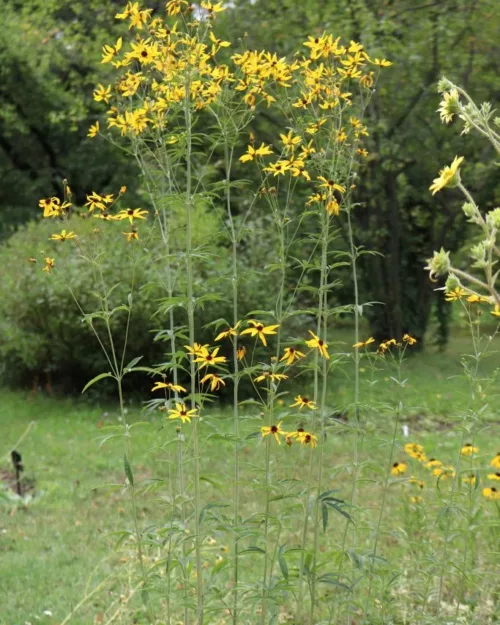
[425,248,451,281]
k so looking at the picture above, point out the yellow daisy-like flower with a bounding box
[240,320,279,346]
[372,58,392,67]
[85,191,113,212]
[460,443,479,456]
[317,176,346,194]
[301,432,318,448]
[185,343,210,357]
[239,143,274,163]
[491,305,500,318]
[482,486,500,500]
[215,322,240,341]
[289,395,317,410]
[490,452,500,469]
[261,422,285,444]
[426,458,442,469]
[466,294,490,304]
[433,466,456,479]
[280,347,305,366]
[263,160,291,176]
[353,337,375,348]
[487,472,500,481]
[409,477,425,490]
[326,198,340,216]
[201,373,226,392]
[429,156,464,195]
[462,473,476,485]
[404,443,425,459]
[42,257,55,272]
[168,403,198,424]
[403,334,417,345]
[305,330,329,359]
[236,346,246,361]
[391,462,407,476]
[193,346,227,369]
[87,121,100,138]
[116,208,148,224]
[152,381,187,394]
[445,287,467,302]
[123,230,139,242]
[101,37,123,64]
[280,130,301,152]
[93,84,112,103]
[50,230,76,242]
[254,372,288,384]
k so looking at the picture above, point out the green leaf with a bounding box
[278,545,289,580]
[123,356,143,372]
[124,453,134,487]
[81,372,115,394]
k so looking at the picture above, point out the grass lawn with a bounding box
[1,331,499,625]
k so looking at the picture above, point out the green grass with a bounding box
[1,334,499,625]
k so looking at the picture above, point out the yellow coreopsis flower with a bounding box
[301,432,318,448]
[261,422,285,444]
[85,192,113,212]
[404,443,425,459]
[201,373,226,391]
[403,334,417,345]
[490,452,500,469]
[254,372,288,384]
[317,176,346,194]
[123,230,139,242]
[353,337,375,348]
[93,84,112,103]
[289,395,317,410]
[168,403,198,423]
[239,143,273,163]
[38,197,67,218]
[391,462,407,476]
[433,466,455,479]
[215,322,240,341]
[116,208,148,224]
[372,58,392,67]
[429,156,464,195]
[193,346,227,368]
[280,347,305,366]
[482,486,500,500]
[263,160,291,176]
[466,294,490,304]
[460,443,479,456]
[101,37,123,64]
[240,320,279,346]
[305,330,329,359]
[425,458,442,469]
[445,287,467,302]
[185,343,210,357]
[487,472,500,481]
[50,230,76,242]
[462,473,476,485]
[152,381,187,393]
[87,121,100,138]
[201,0,226,16]
[490,305,500,318]
[42,257,55,272]
[280,130,301,151]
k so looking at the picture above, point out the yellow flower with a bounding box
[490,452,500,469]
[200,373,226,391]
[85,192,113,212]
[404,443,425,459]
[185,343,210,357]
[403,334,417,345]
[372,58,392,67]
[409,496,423,504]
[168,403,198,423]
[317,176,346,194]
[482,486,500,500]
[301,432,318,448]
[491,305,500,318]
[487,472,500,481]
[254,372,288,384]
[409,477,425,490]
[445,287,467,302]
[353,337,375,348]
[193,346,227,369]
[466,294,490,304]
[50,230,76,242]
[429,156,464,195]
[460,443,479,456]
[129,39,160,65]
[261,422,285,444]
[305,330,329,359]
[87,121,100,138]
[101,37,123,64]
[263,160,291,176]
[240,320,279,346]
[425,458,442,469]
[236,346,246,361]
[437,89,460,124]
[201,0,226,16]
[280,130,301,152]
[166,0,188,16]
[152,381,187,393]
[433,466,456,479]
[38,197,70,218]
[239,143,274,163]
[326,198,340,216]
[289,395,317,410]
[391,462,407,476]
[280,347,305,366]
[215,322,240,341]
[42,257,55,272]
[93,84,112,103]
[209,30,231,54]
[123,230,139,242]
[116,208,148,224]
[462,473,476,485]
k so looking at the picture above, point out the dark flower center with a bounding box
[180,410,186,416]
[127,209,134,215]
[141,50,148,57]
[297,428,304,433]
[393,462,399,468]
[256,324,263,331]
[492,487,498,493]
[302,398,309,403]
[305,434,311,443]
[318,340,324,346]
[271,425,278,433]
[206,355,213,361]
